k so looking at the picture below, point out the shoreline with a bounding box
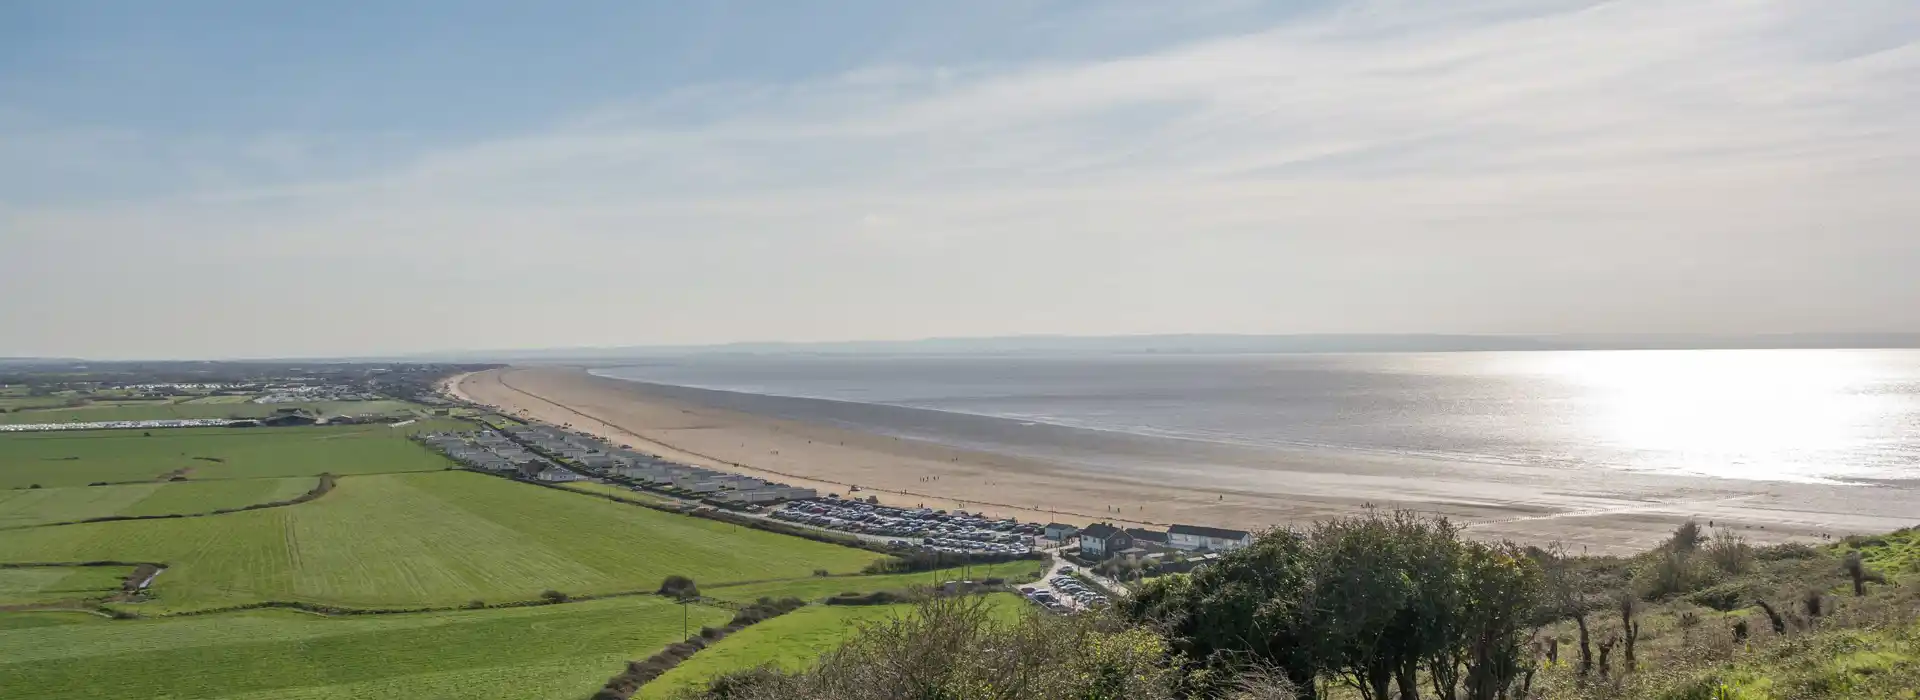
[450,367,1918,555]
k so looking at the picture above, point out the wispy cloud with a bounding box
[4,0,1918,358]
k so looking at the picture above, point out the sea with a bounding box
[591,350,1920,485]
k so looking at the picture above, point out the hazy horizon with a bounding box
[6,0,1918,359]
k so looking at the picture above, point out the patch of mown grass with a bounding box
[0,595,733,700]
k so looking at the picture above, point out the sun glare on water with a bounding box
[1531,350,1900,482]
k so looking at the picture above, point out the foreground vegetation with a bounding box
[674,515,1919,700]
[640,593,1029,699]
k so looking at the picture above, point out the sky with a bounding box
[3,0,1918,359]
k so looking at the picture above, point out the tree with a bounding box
[1122,511,1545,700]
[1123,530,1320,699]
[659,575,700,600]
[1537,545,1594,677]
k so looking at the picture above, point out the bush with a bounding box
[540,589,570,604]
[1758,542,1824,561]
[825,591,911,606]
[729,597,806,626]
[1637,551,1718,600]
[812,569,830,577]
[659,575,700,599]
[1668,519,1705,553]
[1688,582,1753,612]
[464,599,487,609]
[1705,530,1755,574]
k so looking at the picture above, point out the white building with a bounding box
[1166,524,1253,552]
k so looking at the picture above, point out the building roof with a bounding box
[1081,523,1126,540]
[1168,524,1253,540]
[1044,522,1078,531]
[1125,527,1169,543]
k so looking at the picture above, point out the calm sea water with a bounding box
[593,350,1920,484]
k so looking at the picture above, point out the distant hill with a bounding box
[419,332,1920,362]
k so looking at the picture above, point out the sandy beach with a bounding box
[452,367,1918,555]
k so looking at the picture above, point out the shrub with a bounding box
[700,626,725,640]
[1704,530,1755,574]
[1758,542,1823,561]
[1667,520,1705,553]
[540,589,570,604]
[812,569,830,577]
[1688,582,1753,612]
[464,599,487,609]
[729,597,806,626]
[1637,551,1718,600]
[659,575,700,599]
[825,591,911,606]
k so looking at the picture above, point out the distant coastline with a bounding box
[417,332,1920,363]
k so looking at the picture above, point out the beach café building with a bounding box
[1044,523,1079,541]
[1167,524,1253,552]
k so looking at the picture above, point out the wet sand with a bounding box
[451,367,1918,554]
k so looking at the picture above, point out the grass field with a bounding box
[0,399,423,425]
[703,560,1046,604]
[637,594,1030,699]
[0,471,886,612]
[0,596,734,700]
[0,566,127,606]
[0,424,459,488]
[0,477,317,528]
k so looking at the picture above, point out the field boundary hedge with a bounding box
[593,596,809,700]
[0,474,337,532]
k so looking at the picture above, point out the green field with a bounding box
[637,594,1030,699]
[704,560,1046,604]
[0,471,885,612]
[0,408,917,699]
[0,477,316,528]
[0,566,127,606]
[0,596,734,700]
[0,424,458,488]
[0,399,423,425]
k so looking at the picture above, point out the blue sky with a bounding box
[4,0,1918,358]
